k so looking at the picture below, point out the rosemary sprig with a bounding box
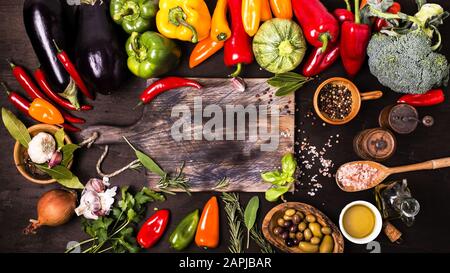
[157,162,191,196]
[222,193,274,253]
[221,193,244,253]
[213,177,230,190]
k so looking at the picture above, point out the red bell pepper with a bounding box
[302,1,352,77]
[373,2,401,32]
[292,0,339,52]
[224,0,253,77]
[136,209,170,249]
[397,89,445,107]
[302,45,340,77]
[333,9,354,24]
[340,0,371,77]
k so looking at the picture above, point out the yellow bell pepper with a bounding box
[210,0,231,42]
[242,0,261,37]
[156,0,211,43]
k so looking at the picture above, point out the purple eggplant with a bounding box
[23,0,72,92]
[75,0,127,95]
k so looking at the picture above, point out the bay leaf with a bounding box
[123,137,165,177]
[61,143,79,167]
[1,108,31,148]
[54,128,65,149]
[36,165,84,189]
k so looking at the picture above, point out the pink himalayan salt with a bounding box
[336,163,380,190]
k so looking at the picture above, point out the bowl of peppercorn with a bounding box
[313,77,383,125]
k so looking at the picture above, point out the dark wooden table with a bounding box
[1,0,449,253]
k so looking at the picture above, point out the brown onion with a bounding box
[24,189,77,235]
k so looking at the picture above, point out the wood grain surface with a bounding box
[80,78,294,192]
[0,0,450,253]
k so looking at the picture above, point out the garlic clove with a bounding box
[48,151,62,168]
[231,77,246,92]
[85,178,106,193]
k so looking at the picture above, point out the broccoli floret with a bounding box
[367,31,449,94]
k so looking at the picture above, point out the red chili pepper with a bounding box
[224,0,253,77]
[1,83,80,132]
[138,77,202,105]
[34,68,93,112]
[292,0,339,52]
[137,209,170,249]
[373,2,401,32]
[397,89,445,107]
[8,61,85,124]
[302,44,340,77]
[53,40,94,100]
[340,0,371,77]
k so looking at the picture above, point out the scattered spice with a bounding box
[336,163,380,191]
[318,83,352,120]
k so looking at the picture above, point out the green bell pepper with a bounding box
[125,31,181,79]
[169,209,199,250]
[110,0,158,34]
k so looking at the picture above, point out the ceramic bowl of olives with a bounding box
[262,202,344,253]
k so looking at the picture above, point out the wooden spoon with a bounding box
[336,157,450,192]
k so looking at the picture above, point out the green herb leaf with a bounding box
[54,128,65,149]
[281,153,297,177]
[36,165,84,189]
[123,137,166,177]
[60,143,79,167]
[244,196,259,249]
[265,185,291,202]
[1,108,31,148]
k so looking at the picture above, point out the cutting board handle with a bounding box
[389,157,450,174]
[79,125,131,145]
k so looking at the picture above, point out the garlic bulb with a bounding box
[27,132,56,164]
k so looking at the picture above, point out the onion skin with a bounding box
[24,189,77,235]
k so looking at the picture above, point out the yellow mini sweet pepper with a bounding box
[156,0,211,43]
[210,0,231,42]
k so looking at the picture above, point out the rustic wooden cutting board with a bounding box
[80,78,294,192]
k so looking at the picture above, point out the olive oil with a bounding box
[342,205,375,238]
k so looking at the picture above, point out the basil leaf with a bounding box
[123,137,165,177]
[1,108,31,148]
[36,165,84,189]
[261,170,282,183]
[265,185,291,202]
[281,153,297,177]
[61,143,79,167]
[244,196,259,248]
[54,128,65,149]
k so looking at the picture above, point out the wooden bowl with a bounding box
[313,77,383,125]
[262,202,344,253]
[13,124,72,184]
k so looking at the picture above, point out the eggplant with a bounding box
[75,0,127,95]
[23,0,71,92]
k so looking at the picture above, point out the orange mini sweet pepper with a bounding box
[260,0,273,21]
[269,0,292,19]
[28,98,64,125]
[189,37,224,68]
[195,196,219,249]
